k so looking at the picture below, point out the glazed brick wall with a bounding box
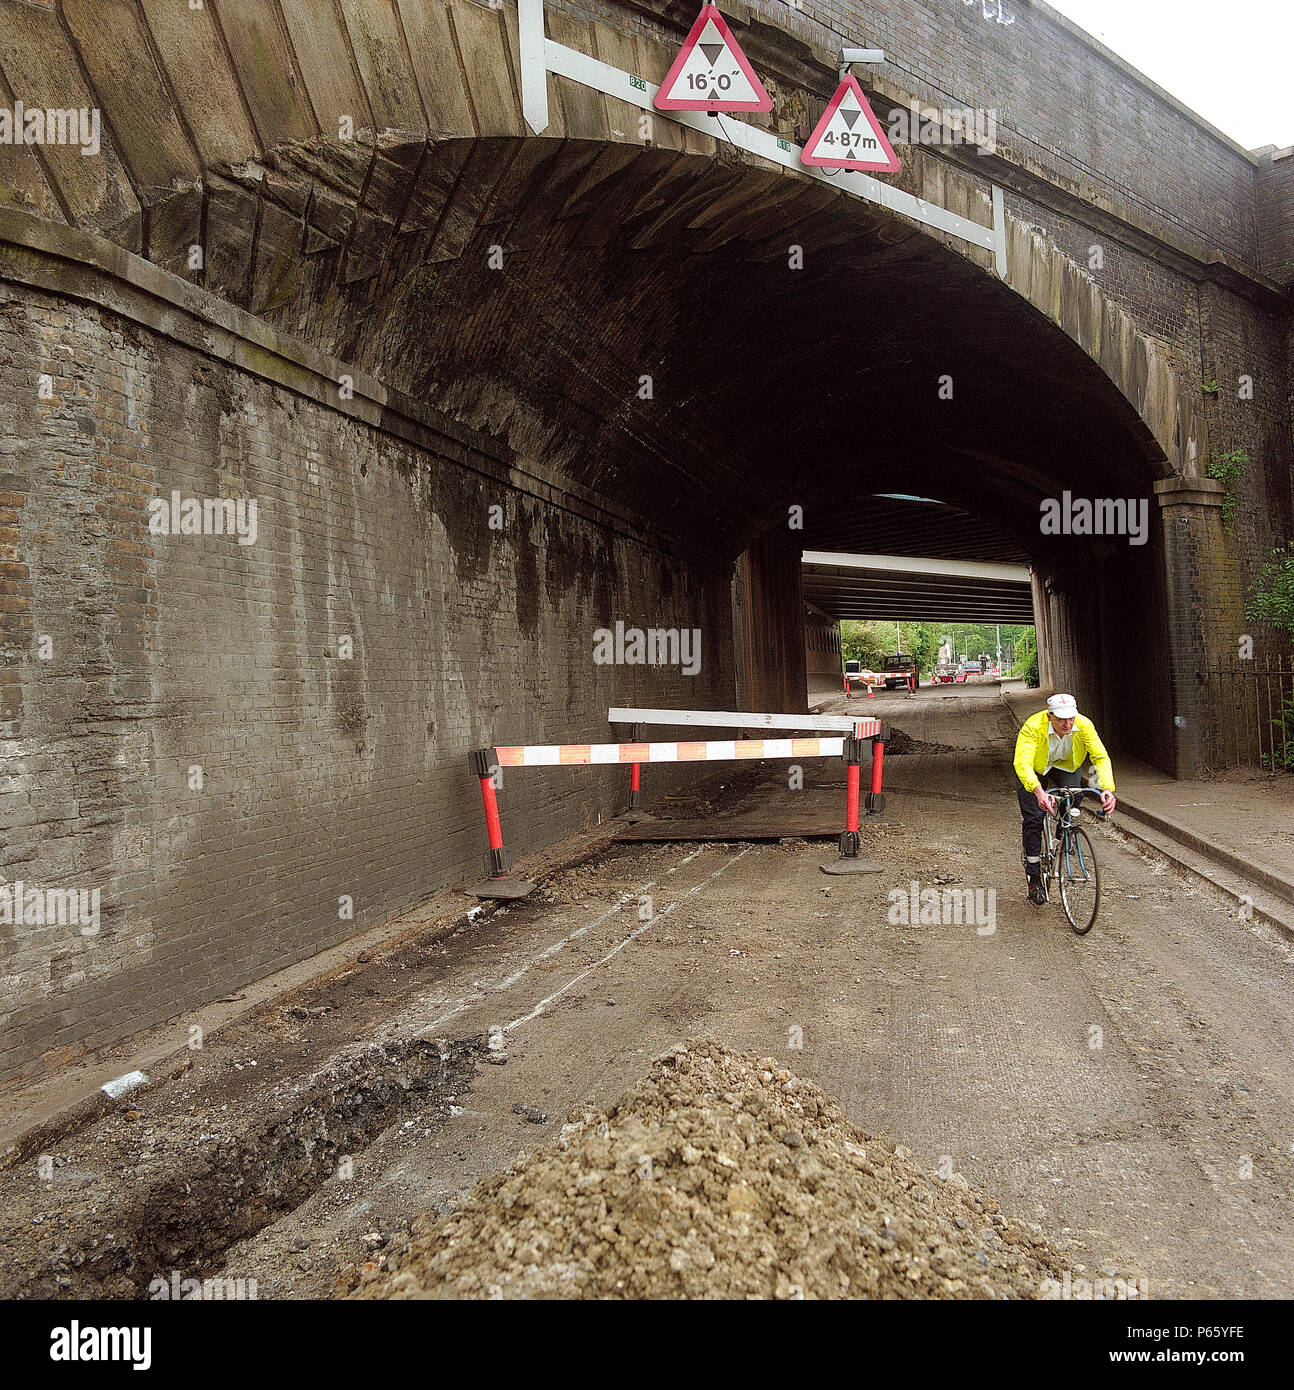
[0,283,736,1083]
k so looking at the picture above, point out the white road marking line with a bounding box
[503,846,753,1034]
[412,846,704,1037]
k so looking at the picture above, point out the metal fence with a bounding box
[1200,657,1294,770]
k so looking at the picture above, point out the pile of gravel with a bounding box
[884,727,955,756]
[354,1041,1067,1300]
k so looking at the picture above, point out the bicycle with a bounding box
[1028,787,1107,934]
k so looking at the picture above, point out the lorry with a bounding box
[878,654,919,690]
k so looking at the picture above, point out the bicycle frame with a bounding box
[1035,788,1104,901]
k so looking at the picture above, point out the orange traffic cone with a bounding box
[866,683,874,699]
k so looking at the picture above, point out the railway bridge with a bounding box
[0,0,1290,1078]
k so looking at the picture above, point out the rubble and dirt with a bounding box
[0,1036,479,1300]
[883,726,955,756]
[352,1041,1069,1300]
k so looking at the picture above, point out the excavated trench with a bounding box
[2,1036,480,1300]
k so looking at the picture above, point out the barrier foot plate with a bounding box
[624,810,655,824]
[470,878,536,900]
[819,858,884,875]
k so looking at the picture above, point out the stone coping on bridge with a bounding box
[1153,477,1228,509]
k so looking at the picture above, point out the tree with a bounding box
[1012,628,1040,686]
[840,621,941,676]
[840,621,888,669]
[933,623,1032,664]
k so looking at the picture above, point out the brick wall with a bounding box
[1254,146,1294,285]
[811,0,1259,263]
[0,283,735,1083]
[732,526,809,714]
[556,0,1265,266]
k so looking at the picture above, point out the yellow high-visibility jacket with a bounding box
[1013,710,1115,793]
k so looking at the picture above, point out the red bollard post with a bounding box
[468,749,535,900]
[480,772,505,863]
[624,722,651,823]
[866,726,888,817]
[821,733,882,875]
[845,760,861,838]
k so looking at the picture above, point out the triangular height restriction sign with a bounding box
[801,75,900,173]
[655,4,772,112]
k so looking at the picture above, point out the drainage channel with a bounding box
[2,1035,481,1300]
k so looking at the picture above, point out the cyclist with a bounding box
[1014,694,1117,905]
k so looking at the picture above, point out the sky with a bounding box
[1043,0,1293,149]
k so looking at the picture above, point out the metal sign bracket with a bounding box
[517,0,1007,278]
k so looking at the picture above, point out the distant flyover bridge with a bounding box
[802,552,1034,626]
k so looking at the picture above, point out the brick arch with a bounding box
[0,0,1203,484]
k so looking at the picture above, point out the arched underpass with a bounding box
[205,126,1183,758]
[0,59,1238,1077]
[265,129,1180,764]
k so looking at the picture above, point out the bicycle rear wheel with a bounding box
[1059,827,1100,934]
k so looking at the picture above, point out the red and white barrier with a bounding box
[495,734,875,766]
[470,711,890,896]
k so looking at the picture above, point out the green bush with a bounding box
[1246,543,1294,638]
[1261,694,1294,772]
[1207,447,1250,526]
[1011,629,1040,686]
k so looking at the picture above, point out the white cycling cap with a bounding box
[1047,694,1079,718]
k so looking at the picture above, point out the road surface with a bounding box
[6,683,1292,1299]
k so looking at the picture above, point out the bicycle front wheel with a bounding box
[1059,827,1100,934]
